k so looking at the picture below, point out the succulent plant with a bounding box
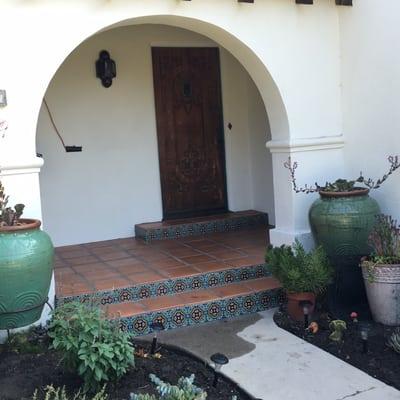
[329,320,347,342]
[284,155,400,193]
[0,179,25,226]
[388,329,400,354]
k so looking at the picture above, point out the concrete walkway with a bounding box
[152,310,400,400]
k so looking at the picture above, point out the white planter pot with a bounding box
[361,263,400,326]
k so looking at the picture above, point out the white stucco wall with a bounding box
[339,0,400,221]
[36,25,274,246]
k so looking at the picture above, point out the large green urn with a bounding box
[309,189,380,304]
[0,219,54,330]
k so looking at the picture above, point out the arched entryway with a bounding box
[36,22,282,247]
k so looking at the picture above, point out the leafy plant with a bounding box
[388,329,400,354]
[284,155,400,193]
[363,214,400,265]
[32,385,107,400]
[0,179,25,226]
[265,240,333,294]
[48,301,134,393]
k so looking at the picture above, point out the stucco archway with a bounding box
[36,22,277,246]
[34,14,289,154]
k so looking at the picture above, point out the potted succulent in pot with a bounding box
[361,214,400,326]
[0,178,54,330]
[285,156,400,304]
[265,240,333,320]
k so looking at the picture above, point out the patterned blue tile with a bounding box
[117,288,284,336]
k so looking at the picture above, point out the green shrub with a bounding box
[265,240,333,294]
[48,302,134,392]
[32,385,107,400]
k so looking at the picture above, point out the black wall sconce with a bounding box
[96,50,116,88]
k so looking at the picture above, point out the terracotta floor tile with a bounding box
[180,254,215,265]
[54,260,68,269]
[66,255,99,266]
[165,250,203,260]
[139,252,171,262]
[213,283,253,298]
[150,258,185,269]
[128,271,165,284]
[54,267,76,277]
[106,302,146,318]
[107,258,143,268]
[73,262,108,271]
[210,249,246,261]
[141,295,186,312]
[59,248,92,259]
[180,290,218,305]
[90,246,119,255]
[163,266,199,278]
[80,269,121,279]
[245,277,281,291]
[55,227,272,299]
[182,238,216,248]
[116,264,149,275]
[191,261,228,273]
[97,251,131,261]
[94,278,131,291]
[225,257,258,268]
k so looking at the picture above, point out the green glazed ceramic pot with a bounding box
[0,219,54,329]
[309,189,380,257]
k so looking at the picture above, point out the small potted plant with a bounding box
[266,240,333,320]
[361,214,400,326]
[0,178,54,330]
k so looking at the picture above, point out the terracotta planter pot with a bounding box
[286,292,316,321]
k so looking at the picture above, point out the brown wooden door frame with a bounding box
[152,47,229,220]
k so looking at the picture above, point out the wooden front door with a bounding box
[152,47,228,220]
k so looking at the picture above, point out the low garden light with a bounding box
[299,300,313,329]
[150,321,165,355]
[358,322,371,354]
[210,353,229,387]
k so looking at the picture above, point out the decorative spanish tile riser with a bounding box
[56,264,271,307]
[119,288,285,336]
[135,214,269,243]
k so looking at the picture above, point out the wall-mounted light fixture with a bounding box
[96,50,116,88]
[0,90,7,107]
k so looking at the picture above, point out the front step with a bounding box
[135,210,269,243]
[55,228,281,336]
[106,277,283,336]
[56,263,271,307]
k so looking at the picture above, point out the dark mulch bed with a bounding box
[0,335,250,400]
[274,306,400,391]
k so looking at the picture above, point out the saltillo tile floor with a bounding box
[55,227,283,335]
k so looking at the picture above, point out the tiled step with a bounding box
[135,210,269,243]
[105,277,284,336]
[56,263,271,307]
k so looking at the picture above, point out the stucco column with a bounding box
[0,158,55,333]
[267,136,345,250]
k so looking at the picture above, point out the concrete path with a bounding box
[151,310,400,400]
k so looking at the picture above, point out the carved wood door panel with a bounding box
[152,47,228,220]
